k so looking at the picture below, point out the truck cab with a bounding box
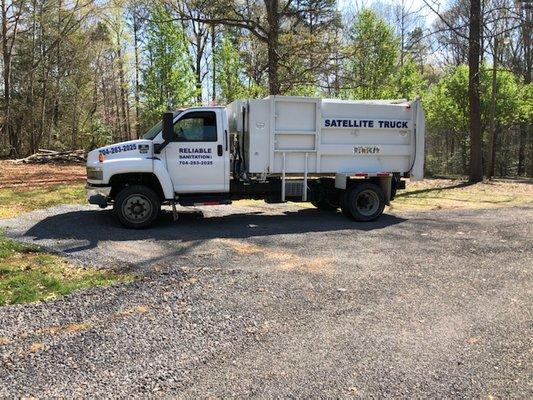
[150,107,230,194]
[87,96,424,228]
[86,107,232,227]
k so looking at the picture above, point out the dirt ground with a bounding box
[0,161,85,189]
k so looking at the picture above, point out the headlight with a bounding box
[87,167,103,180]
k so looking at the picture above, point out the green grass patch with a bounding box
[390,179,533,212]
[0,183,85,218]
[0,234,133,306]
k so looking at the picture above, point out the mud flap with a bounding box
[378,176,392,206]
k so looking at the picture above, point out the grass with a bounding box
[390,179,533,212]
[0,234,133,306]
[0,183,85,218]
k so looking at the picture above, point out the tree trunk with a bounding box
[527,124,533,177]
[116,43,131,141]
[2,0,17,156]
[211,23,216,102]
[266,0,280,95]
[71,96,78,150]
[28,0,38,154]
[195,33,202,104]
[487,37,498,179]
[520,4,531,176]
[517,124,527,176]
[133,11,141,138]
[468,0,483,182]
[53,0,61,131]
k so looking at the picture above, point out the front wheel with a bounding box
[341,182,385,221]
[113,185,161,229]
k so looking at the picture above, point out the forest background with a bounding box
[0,0,531,180]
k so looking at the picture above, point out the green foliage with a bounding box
[215,35,249,103]
[425,64,521,133]
[344,9,399,99]
[0,235,133,306]
[397,56,427,99]
[87,119,114,151]
[517,83,532,124]
[424,64,522,175]
[141,4,198,127]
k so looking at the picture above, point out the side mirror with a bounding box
[162,112,174,142]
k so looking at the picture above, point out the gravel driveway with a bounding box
[0,203,531,397]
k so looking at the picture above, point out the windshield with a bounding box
[141,110,183,140]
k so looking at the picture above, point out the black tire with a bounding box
[311,199,337,211]
[339,193,352,218]
[342,182,385,221]
[113,185,161,229]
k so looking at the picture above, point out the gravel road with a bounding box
[0,203,531,397]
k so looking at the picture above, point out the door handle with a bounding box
[224,129,228,151]
[217,144,223,156]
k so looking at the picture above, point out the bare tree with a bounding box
[167,0,337,95]
[173,0,210,103]
[1,0,24,156]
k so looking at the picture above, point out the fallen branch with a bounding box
[13,150,86,164]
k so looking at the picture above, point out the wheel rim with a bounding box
[122,194,152,223]
[355,190,379,216]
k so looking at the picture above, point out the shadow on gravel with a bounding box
[24,207,406,253]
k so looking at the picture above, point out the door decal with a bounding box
[178,147,213,166]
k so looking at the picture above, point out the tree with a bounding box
[140,4,197,127]
[1,0,24,156]
[425,64,521,176]
[126,0,147,137]
[106,0,132,142]
[215,34,248,103]
[168,0,338,95]
[344,9,399,99]
[405,27,428,70]
[397,55,427,99]
[467,0,483,182]
[173,0,211,104]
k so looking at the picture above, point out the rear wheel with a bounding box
[113,185,161,229]
[341,182,385,221]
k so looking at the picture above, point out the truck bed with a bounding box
[227,96,425,180]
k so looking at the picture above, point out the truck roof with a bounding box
[178,96,414,112]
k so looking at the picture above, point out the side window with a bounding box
[173,111,217,142]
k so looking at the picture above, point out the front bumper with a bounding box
[86,184,111,207]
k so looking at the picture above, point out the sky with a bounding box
[338,0,439,27]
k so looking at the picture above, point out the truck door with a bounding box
[164,109,228,193]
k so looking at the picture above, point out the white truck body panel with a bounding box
[227,96,425,180]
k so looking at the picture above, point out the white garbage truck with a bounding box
[86,96,425,228]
